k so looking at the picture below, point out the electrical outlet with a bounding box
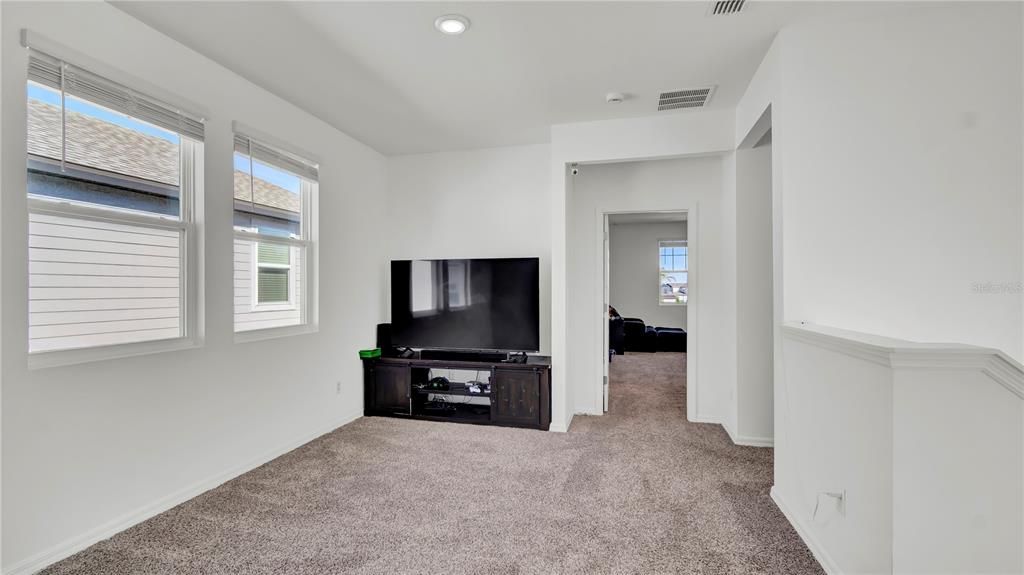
[336,381,341,394]
[813,489,847,519]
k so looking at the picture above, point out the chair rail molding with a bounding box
[781,322,1024,399]
[776,321,1024,575]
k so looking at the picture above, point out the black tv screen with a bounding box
[390,257,540,352]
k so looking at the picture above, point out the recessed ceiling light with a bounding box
[435,14,470,36]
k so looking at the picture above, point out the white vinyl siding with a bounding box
[234,239,303,332]
[28,212,182,352]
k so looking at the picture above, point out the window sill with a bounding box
[659,302,688,307]
[28,337,200,370]
[234,323,318,344]
[250,303,298,313]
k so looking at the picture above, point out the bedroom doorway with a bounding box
[602,210,690,415]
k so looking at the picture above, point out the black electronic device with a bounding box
[390,257,540,353]
[426,376,450,391]
[501,352,528,364]
[375,323,393,356]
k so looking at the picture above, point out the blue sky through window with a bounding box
[659,247,687,271]
[27,83,180,144]
[233,153,300,194]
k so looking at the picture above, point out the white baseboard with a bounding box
[549,412,575,433]
[4,409,364,575]
[733,435,774,447]
[722,419,736,440]
[722,421,774,447]
[688,414,720,425]
[770,487,840,575]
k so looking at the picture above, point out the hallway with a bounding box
[44,352,821,575]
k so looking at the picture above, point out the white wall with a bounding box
[734,144,773,445]
[608,222,687,330]
[385,144,552,354]
[1,3,387,572]
[550,109,734,429]
[777,3,1023,362]
[569,156,733,419]
[779,323,1024,575]
[731,3,1024,572]
[776,327,894,574]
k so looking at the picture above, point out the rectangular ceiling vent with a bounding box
[710,0,746,16]
[657,87,715,111]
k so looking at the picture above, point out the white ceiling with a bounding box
[114,1,900,155]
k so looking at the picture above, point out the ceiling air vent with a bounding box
[657,87,715,111]
[710,0,746,15]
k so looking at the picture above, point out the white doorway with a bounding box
[601,210,693,414]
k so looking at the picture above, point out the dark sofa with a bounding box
[621,317,686,353]
[655,327,687,352]
[609,317,625,356]
[623,318,658,353]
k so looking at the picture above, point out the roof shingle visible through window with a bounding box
[28,99,299,214]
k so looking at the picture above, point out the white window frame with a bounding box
[658,238,688,307]
[21,36,207,368]
[233,159,318,342]
[27,139,202,369]
[250,241,297,311]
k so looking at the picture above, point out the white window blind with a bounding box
[27,50,205,141]
[233,134,317,182]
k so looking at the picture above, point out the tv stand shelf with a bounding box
[362,353,551,431]
[413,383,489,398]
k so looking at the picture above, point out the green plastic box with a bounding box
[358,348,382,359]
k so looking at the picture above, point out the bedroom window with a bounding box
[25,49,204,363]
[659,240,687,305]
[233,132,317,334]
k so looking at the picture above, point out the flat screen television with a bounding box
[390,257,540,352]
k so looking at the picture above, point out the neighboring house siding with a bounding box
[233,239,302,331]
[29,212,181,352]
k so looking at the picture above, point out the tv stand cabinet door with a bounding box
[371,364,411,415]
[492,368,541,427]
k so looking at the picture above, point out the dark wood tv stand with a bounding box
[362,353,551,431]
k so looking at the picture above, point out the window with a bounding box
[255,242,293,305]
[233,133,317,333]
[659,240,688,305]
[26,50,203,358]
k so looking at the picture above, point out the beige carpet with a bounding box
[42,352,822,574]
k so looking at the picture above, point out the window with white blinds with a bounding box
[233,133,317,333]
[25,48,203,358]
